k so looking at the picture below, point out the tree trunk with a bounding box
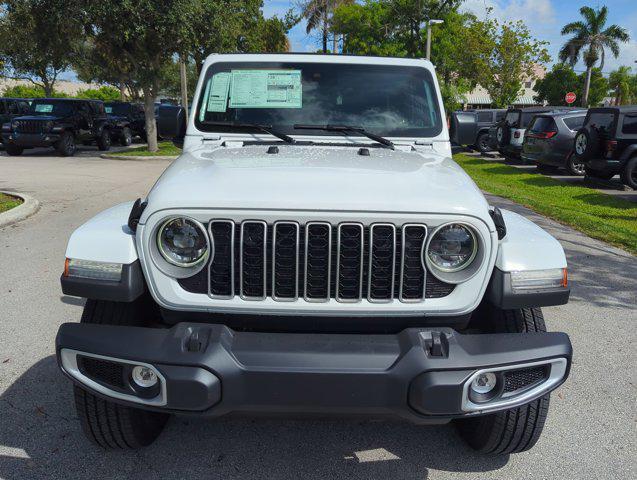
[179,56,189,124]
[323,20,328,53]
[582,67,592,106]
[143,86,158,152]
[119,76,126,102]
[43,79,53,97]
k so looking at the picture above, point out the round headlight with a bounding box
[157,217,209,267]
[426,223,477,272]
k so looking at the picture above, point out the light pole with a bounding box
[426,19,444,61]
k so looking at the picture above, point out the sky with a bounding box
[264,0,637,74]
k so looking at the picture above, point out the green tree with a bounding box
[608,66,633,105]
[560,5,629,106]
[465,18,549,108]
[0,0,84,96]
[576,68,608,107]
[333,0,405,56]
[2,83,68,98]
[301,0,353,54]
[84,0,197,152]
[75,86,122,102]
[534,63,580,105]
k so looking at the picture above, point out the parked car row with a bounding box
[450,105,637,189]
[0,97,151,156]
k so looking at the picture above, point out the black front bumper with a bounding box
[2,132,61,147]
[56,322,572,423]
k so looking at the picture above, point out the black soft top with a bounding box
[587,106,637,115]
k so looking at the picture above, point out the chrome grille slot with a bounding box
[304,222,332,301]
[272,222,299,301]
[240,221,267,300]
[400,224,427,302]
[336,223,364,302]
[368,224,396,302]
[209,220,235,298]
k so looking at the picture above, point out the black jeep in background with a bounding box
[104,101,146,146]
[573,106,637,189]
[449,109,506,153]
[0,98,31,146]
[1,98,113,156]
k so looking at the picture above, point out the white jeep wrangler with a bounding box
[57,54,572,454]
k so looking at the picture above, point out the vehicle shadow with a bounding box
[0,356,509,480]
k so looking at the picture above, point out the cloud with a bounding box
[462,0,556,27]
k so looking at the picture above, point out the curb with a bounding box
[100,154,177,161]
[0,191,40,228]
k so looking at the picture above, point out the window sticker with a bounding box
[105,106,113,114]
[206,72,231,113]
[229,70,302,109]
[34,104,53,113]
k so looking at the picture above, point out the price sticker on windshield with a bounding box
[229,70,302,109]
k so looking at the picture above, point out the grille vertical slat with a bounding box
[368,224,396,302]
[304,222,331,301]
[400,224,428,302]
[336,223,364,302]
[208,221,235,298]
[240,221,267,300]
[272,222,299,301]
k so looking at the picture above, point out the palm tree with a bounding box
[560,6,629,106]
[301,0,352,53]
[608,66,633,105]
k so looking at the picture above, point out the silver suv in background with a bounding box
[489,107,578,160]
[521,111,587,175]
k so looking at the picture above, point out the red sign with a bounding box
[565,92,576,104]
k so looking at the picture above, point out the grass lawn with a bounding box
[453,153,637,256]
[0,192,22,214]
[112,141,182,157]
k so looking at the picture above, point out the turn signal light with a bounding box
[510,268,567,293]
[64,258,123,281]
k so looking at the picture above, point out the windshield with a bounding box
[194,62,442,138]
[28,100,74,116]
[104,103,131,116]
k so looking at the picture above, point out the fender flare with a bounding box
[62,201,144,302]
[487,209,569,309]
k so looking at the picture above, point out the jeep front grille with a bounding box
[178,220,455,302]
[14,120,46,134]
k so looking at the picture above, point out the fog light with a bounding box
[471,372,497,394]
[131,366,158,388]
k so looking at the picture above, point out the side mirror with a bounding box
[449,111,477,146]
[157,105,186,148]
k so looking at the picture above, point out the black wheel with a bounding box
[5,144,24,156]
[620,156,637,190]
[496,124,511,147]
[120,127,133,147]
[56,131,76,156]
[73,299,169,449]
[585,167,615,180]
[565,152,585,176]
[476,132,490,153]
[97,129,112,151]
[456,307,551,455]
[573,128,599,162]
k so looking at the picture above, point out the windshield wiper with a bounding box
[201,121,296,144]
[293,124,394,150]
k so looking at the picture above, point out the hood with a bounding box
[144,144,490,220]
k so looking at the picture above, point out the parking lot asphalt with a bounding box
[0,149,635,480]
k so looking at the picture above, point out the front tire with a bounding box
[456,307,551,455]
[97,129,112,151]
[620,156,637,190]
[5,144,24,156]
[120,127,133,147]
[56,132,76,157]
[73,299,169,449]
